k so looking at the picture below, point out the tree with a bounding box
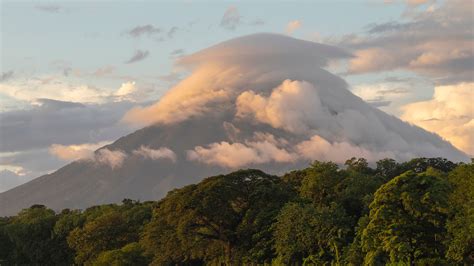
[67,202,152,265]
[299,161,345,207]
[274,201,351,264]
[3,205,64,264]
[445,163,474,264]
[92,242,150,266]
[141,169,293,264]
[362,169,451,265]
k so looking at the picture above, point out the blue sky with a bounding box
[2,1,407,96]
[0,0,472,191]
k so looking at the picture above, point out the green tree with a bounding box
[3,205,67,264]
[68,201,152,265]
[362,169,451,265]
[445,163,474,264]
[299,161,345,207]
[141,169,292,264]
[92,242,150,266]
[274,201,351,265]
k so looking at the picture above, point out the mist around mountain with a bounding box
[0,34,468,217]
[0,158,472,265]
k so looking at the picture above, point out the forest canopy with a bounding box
[0,157,472,265]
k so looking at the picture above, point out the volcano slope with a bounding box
[0,33,467,216]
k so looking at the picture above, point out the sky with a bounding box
[0,0,472,192]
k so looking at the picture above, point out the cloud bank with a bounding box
[401,82,473,155]
[338,0,473,85]
[122,33,467,163]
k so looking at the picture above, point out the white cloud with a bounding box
[401,82,474,155]
[132,146,177,162]
[94,148,127,169]
[296,135,392,163]
[122,33,350,126]
[49,141,110,161]
[352,82,410,107]
[286,20,302,34]
[187,133,297,168]
[236,80,327,134]
[0,76,140,105]
[122,33,467,162]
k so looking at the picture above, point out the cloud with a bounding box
[187,134,297,168]
[0,76,110,104]
[0,149,65,177]
[401,82,474,155]
[0,71,14,82]
[220,6,241,30]
[125,50,150,64]
[167,27,179,38]
[122,33,350,126]
[296,135,392,163]
[286,20,302,34]
[351,83,410,107]
[170,48,185,57]
[338,0,473,84]
[0,99,135,152]
[114,81,138,101]
[132,146,177,162]
[35,4,63,13]
[49,141,110,161]
[94,149,126,169]
[236,80,328,134]
[126,25,161,38]
[122,33,467,162]
[0,76,142,105]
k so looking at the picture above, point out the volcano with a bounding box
[0,33,467,216]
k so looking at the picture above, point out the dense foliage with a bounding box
[0,157,472,265]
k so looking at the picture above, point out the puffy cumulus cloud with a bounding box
[94,148,127,169]
[187,133,297,168]
[122,33,350,126]
[238,78,467,162]
[132,146,177,162]
[49,141,110,161]
[187,132,391,167]
[114,81,139,101]
[339,0,473,84]
[296,135,392,163]
[401,83,474,155]
[220,6,241,30]
[286,20,302,34]
[237,80,328,134]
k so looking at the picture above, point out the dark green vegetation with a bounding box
[0,158,472,265]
